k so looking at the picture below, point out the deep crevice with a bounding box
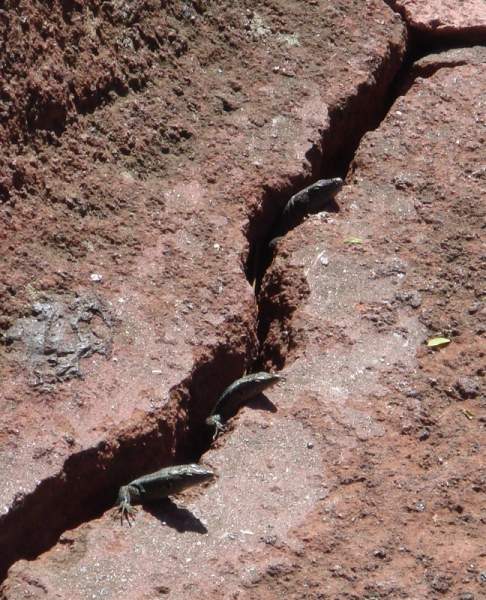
[248,22,485,370]
[248,41,408,370]
[1,6,482,585]
[0,340,253,580]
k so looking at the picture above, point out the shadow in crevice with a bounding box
[218,391,278,426]
[245,30,411,371]
[0,342,253,581]
[250,190,342,370]
[143,498,208,534]
[383,1,486,47]
[249,21,482,371]
[388,40,486,104]
[248,193,341,292]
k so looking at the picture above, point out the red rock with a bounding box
[3,0,484,596]
[4,44,485,595]
[255,50,485,599]
[389,0,486,40]
[0,0,406,584]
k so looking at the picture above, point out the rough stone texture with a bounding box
[0,411,326,599]
[0,0,406,580]
[409,45,486,79]
[2,28,486,600]
[255,55,485,598]
[388,0,486,41]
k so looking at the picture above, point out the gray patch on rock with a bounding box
[372,257,407,279]
[395,290,422,308]
[3,294,114,387]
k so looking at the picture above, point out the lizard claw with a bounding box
[118,502,138,526]
[212,421,226,441]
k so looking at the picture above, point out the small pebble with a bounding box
[430,574,452,593]
[467,302,481,314]
[454,378,479,400]
[408,291,422,308]
[90,273,103,282]
[307,441,314,449]
[418,428,430,441]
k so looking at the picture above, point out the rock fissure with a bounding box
[383,0,486,45]
[0,339,253,579]
[0,2,483,595]
[0,41,409,577]
[252,37,485,370]
[2,32,478,587]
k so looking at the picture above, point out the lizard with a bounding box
[116,463,214,525]
[206,371,284,440]
[251,177,343,287]
[269,177,343,246]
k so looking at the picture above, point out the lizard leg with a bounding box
[118,501,138,526]
[116,485,139,526]
[206,414,226,441]
[212,419,226,441]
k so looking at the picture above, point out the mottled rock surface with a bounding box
[0,0,406,580]
[1,1,485,599]
[412,45,486,73]
[388,0,486,40]
[254,50,485,599]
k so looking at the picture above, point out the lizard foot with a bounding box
[117,502,138,526]
[212,421,226,441]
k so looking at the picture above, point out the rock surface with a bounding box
[0,0,406,580]
[410,45,486,78]
[255,47,486,599]
[1,1,485,599]
[388,0,486,40]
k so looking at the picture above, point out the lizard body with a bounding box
[270,177,343,243]
[206,372,283,439]
[252,178,343,286]
[117,463,214,525]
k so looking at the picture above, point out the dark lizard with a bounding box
[270,177,343,245]
[251,177,343,286]
[206,371,284,439]
[116,463,214,525]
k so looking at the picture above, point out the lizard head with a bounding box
[184,464,215,483]
[311,177,343,194]
[306,177,343,213]
[247,371,285,394]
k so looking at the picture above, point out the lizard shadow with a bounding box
[279,195,341,234]
[245,392,277,414]
[143,498,208,534]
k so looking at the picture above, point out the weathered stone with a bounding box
[255,47,485,599]
[454,377,480,400]
[0,0,406,586]
[388,0,486,40]
[412,46,486,76]
[2,2,484,599]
